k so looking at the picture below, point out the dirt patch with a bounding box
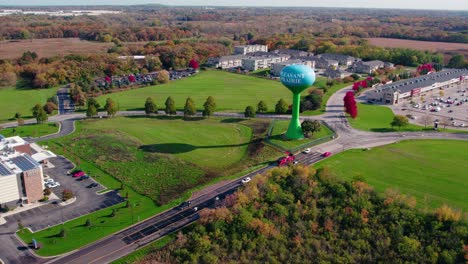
[0,38,113,59]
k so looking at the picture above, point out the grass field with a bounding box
[96,70,293,113]
[18,116,279,256]
[0,123,59,138]
[314,140,468,211]
[302,79,354,116]
[267,120,334,151]
[0,38,113,59]
[0,86,59,123]
[366,38,468,56]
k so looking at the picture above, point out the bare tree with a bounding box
[420,115,433,128]
[440,117,451,129]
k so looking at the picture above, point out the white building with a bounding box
[270,60,315,76]
[234,45,268,55]
[242,55,289,71]
[207,55,246,69]
[367,69,468,104]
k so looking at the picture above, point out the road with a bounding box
[1,85,467,264]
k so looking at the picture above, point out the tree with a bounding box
[351,73,360,81]
[0,72,17,87]
[87,98,100,110]
[157,70,170,84]
[391,115,409,130]
[104,98,118,117]
[36,107,48,124]
[257,100,268,113]
[85,219,92,227]
[275,99,289,114]
[447,54,467,69]
[32,103,42,118]
[244,106,256,118]
[421,115,433,128]
[62,189,74,201]
[14,112,21,119]
[165,96,176,115]
[343,91,358,118]
[59,228,66,238]
[301,120,321,137]
[189,59,199,70]
[202,96,216,117]
[301,89,323,111]
[184,97,196,118]
[43,102,58,115]
[145,97,158,115]
[86,104,97,117]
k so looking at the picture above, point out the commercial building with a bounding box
[366,69,468,105]
[234,45,268,55]
[0,135,55,206]
[271,60,315,76]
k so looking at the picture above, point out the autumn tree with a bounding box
[145,97,158,115]
[87,98,100,110]
[202,96,216,117]
[184,97,196,118]
[343,91,358,118]
[104,98,118,117]
[189,59,199,70]
[157,70,170,84]
[86,104,97,118]
[35,108,48,124]
[301,120,321,137]
[165,96,176,115]
[244,105,256,118]
[391,115,409,130]
[43,102,57,115]
[420,115,433,128]
[275,98,288,114]
[32,104,42,118]
[257,100,268,113]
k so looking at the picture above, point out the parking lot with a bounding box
[5,156,124,231]
[393,82,468,129]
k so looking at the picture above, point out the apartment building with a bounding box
[270,60,315,76]
[234,45,268,55]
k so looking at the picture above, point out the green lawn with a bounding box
[302,79,355,116]
[267,120,334,151]
[0,86,58,123]
[96,70,292,113]
[0,123,59,138]
[111,234,175,264]
[18,116,280,256]
[314,140,468,211]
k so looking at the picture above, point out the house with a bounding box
[272,49,311,58]
[352,60,386,74]
[207,55,246,69]
[317,53,358,66]
[234,45,268,55]
[270,60,315,76]
[242,55,289,71]
[323,66,346,79]
[366,69,468,104]
[0,136,56,206]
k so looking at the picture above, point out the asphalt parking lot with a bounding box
[5,156,124,231]
[393,82,468,129]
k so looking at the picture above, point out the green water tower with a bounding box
[280,65,316,140]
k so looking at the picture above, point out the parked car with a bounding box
[241,177,251,184]
[322,152,332,157]
[46,182,60,188]
[72,171,85,177]
[303,148,311,154]
[87,183,98,188]
[78,175,90,181]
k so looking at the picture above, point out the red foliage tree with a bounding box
[188,59,199,69]
[128,75,136,83]
[417,63,434,75]
[344,91,358,118]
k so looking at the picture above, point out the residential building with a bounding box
[242,54,289,71]
[298,56,339,69]
[323,66,346,79]
[271,60,315,76]
[352,60,386,74]
[0,135,55,206]
[272,49,311,58]
[366,69,468,104]
[207,55,246,69]
[234,45,268,55]
[317,53,358,66]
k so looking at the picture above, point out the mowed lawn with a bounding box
[349,103,426,132]
[0,123,59,138]
[96,70,292,112]
[315,140,468,211]
[81,116,252,169]
[0,86,58,122]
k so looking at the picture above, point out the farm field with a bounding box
[267,120,334,151]
[0,86,59,123]
[96,70,293,113]
[314,140,468,212]
[0,38,113,59]
[0,123,58,138]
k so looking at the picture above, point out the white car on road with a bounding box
[303,148,311,154]
[241,177,251,184]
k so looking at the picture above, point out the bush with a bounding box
[44,188,51,196]
[62,189,74,201]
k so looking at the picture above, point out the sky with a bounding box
[1,0,467,11]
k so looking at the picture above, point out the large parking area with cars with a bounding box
[4,156,124,231]
[393,83,468,129]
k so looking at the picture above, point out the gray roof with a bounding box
[273,49,308,55]
[376,69,468,94]
[217,55,246,61]
[11,155,40,171]
[274,59,307,66]
[361,60,384,67]
[0,162,13,176]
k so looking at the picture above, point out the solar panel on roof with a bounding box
[0,162,13,176]
[11,155,39,171]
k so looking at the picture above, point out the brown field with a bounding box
[0,38,114,59]
[367,38,468,60]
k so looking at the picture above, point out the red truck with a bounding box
[277,152,295,166]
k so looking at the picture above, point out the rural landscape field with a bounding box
[0,4,467,264]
